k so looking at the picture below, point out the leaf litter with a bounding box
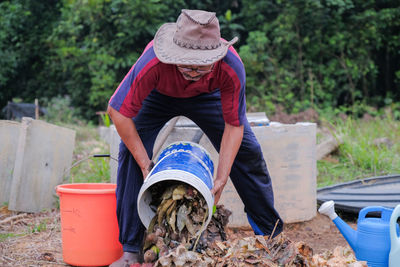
[0,183,366,267]
[140,182,367,267]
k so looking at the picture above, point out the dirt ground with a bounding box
[0,206,356,267]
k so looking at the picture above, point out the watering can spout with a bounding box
[319,201,357,251]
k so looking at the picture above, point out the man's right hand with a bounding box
[107,105,152,180]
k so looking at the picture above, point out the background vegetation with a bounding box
[1,0,399,186]
[1,0,399,120]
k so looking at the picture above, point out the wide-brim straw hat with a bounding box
[154,9,238,66]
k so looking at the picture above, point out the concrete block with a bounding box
[8,118,76,212]
[98,126,112,144]
[253,122,317,223]
[0,120,21,204]
[109,125,120,184]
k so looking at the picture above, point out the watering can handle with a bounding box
[391,205,400,254]
[359,206,393,222]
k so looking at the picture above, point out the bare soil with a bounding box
[0,206,356,266]
[268,107,320,124]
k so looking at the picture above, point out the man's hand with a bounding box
[211,177,228,205]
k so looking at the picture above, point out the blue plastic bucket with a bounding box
[137,141,214,230]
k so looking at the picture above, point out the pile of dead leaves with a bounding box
[149,234,367,267]
[140,182,367,267]
[311,246,367,267]
[206,235,367,267]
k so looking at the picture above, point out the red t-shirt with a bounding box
[109,40,246,126]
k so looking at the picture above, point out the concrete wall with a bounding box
[105,115,316,226]
[1,118,76,212]
[0,120,21,204]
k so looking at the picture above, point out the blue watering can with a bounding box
[319,201,398,267]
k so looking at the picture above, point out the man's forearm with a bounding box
[211,122,244,204]
[107,105,152,177]
[216,123,244,182]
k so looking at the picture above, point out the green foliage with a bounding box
[0,0,60,110]
[239,0,400,115]
[218,9,245,41]
[0,2,23,87]
[43,96,83,124]
[1,0,399,120]
[100,112,111,127]
[42,0,198,120]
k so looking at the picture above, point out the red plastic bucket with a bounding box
[56,183,122,266]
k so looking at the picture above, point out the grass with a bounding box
[0,233,25,242]
[317,112,400,188]
[55,122,111,184]
[28,220,48,233]
[0,217,52,241]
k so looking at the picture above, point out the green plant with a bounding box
[0,233,25,242]
[28,220,47,233]
[100,112,111,127]
[218,9,245,41]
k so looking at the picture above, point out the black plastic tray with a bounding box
[317,174,400,214]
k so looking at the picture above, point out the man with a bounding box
[108,9,283,266]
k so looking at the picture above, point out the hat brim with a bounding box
[153,23,238,66]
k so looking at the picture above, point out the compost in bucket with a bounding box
[141,180,232,265]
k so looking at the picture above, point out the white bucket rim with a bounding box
[137,169,214,233]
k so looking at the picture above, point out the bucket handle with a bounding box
[359,206,393,222]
